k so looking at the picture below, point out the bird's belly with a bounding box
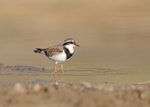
[49,52,66,62]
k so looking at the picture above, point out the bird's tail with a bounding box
[34,48,45,54]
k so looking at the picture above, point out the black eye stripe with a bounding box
[63,42,74,46]
[69,42,74,44]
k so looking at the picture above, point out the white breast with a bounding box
[49,50,66,63]
[64,44,74,54]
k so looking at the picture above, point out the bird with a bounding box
[34,38,79,85]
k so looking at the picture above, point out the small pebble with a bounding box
[13,83,26,94]
[32,83,42,92]
[81,81,92,88]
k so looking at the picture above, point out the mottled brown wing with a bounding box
[45,44,63,57]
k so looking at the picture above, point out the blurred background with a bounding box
[0,0,150,72]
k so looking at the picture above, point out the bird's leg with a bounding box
[54,63,58,85]
[60,63,64,83]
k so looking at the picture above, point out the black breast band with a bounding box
[64,47,73,59]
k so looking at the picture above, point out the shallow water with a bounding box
[0,67,149,85]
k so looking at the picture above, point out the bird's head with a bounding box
[63,38,80,48]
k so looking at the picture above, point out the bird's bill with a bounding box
[74,42,80,47]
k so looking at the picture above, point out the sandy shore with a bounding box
[0,82,149,107]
